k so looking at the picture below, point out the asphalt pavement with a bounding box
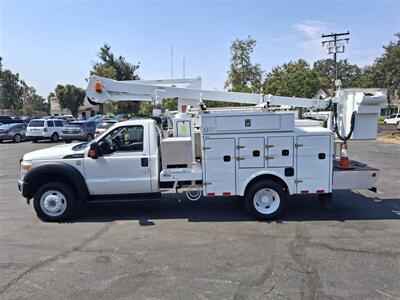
[0,138,399,299]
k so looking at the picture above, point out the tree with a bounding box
[225,36,263,93]
[0,67,24,111]
[313,59,362,88]
[55,84,85,117]
[91,44,141,114]
[360,33,400,108]
[163,98,178,111]
[263,60,325,98]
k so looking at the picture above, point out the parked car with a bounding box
[0,115,24,124]
[20,116,33,124]
[26,119,67,142]
[397,121,400,130]
[115,113,129,121]
[61,121,96,143]
[60,115,76,123]
[88,115,107,125]
[0,123,27,143]
[94,119,117,137]
[383,113,400,124]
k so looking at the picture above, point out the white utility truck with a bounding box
[18,75,386,221]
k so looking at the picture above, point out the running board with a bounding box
[85,192,162,204]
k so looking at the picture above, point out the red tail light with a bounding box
[95,131,100,136]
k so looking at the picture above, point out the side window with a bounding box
[47,120,55,127]
[101,125,144,154]
[54,121,63,127]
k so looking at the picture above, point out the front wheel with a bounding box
[13,134,21,143]
[33,182,77,222]
[244,180,286,220]
[51,133,59,142]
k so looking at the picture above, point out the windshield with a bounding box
[28,120,44,127]
[97,122,116,129]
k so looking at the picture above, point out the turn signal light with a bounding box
[94,82,103,93]
[21,162,32,172]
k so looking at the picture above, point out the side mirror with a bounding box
[88,141,100,159]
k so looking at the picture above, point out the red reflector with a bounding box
[222,192,231,196]
[316,190,325,194]
[207,192,215,197]
[371,172,377,178]
[301,190,309,194]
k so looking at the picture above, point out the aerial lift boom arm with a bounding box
[86,75,328,109]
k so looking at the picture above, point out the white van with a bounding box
[26,119,67,142]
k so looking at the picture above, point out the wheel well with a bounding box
[244,174,289,196]
[30,173,77,199]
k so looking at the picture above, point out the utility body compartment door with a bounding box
[203,138,236,196]
[296,135,331,194]
[267,136,294,167]
[238,137,265,168]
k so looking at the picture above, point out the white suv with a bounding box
[27,119,67,142]
[383,113,400,124]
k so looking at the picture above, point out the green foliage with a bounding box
[360,33,400,106]
[225,36,263,94]
[163,98,178,111]
[263,60,324,98]
[313,59,362,88]
[0,57,48,114]
[138,102,153,117]
[55,84,86,117]
[0,60,24,110]
[91,44,142,114]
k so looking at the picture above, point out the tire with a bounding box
[244,180,286,220]
[51,133,59,142]
[33,182,77,222]
[32,138,38,143]
[65,140,71,144]
[86,133,93,141]
[13,134,21,143]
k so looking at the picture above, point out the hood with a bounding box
[23,142,87,161]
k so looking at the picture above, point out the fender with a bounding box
[22,162,89,200]
[239,170,295,196]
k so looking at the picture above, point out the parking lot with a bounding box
[0,139,399,299]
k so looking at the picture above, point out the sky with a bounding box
[1,0,399,98]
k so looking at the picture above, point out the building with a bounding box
[49,96,105,117]
[314,88,335,100]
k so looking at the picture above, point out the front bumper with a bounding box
[17,179,31,199]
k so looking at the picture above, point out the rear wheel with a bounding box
[65,140,71,144]
[13,134,21,143]
[32,138,38,143]
[244,180,286,220]
[33,182,77,222]
[51,132,59,142]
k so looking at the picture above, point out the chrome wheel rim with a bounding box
[14,135,21,142]
[40,190,67,217]
[253,188,280,215]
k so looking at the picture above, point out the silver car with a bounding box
[61,121,97,143]
[0,123,27,143]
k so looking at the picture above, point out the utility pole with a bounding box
[321,31,350,90]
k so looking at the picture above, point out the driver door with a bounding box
[83,124,152,195]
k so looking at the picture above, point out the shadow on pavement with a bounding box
[74,190,400,224]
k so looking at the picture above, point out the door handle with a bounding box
[141,157,149,167]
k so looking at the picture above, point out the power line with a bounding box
[321,31,350,87]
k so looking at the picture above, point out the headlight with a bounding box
[21,161,32,172]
